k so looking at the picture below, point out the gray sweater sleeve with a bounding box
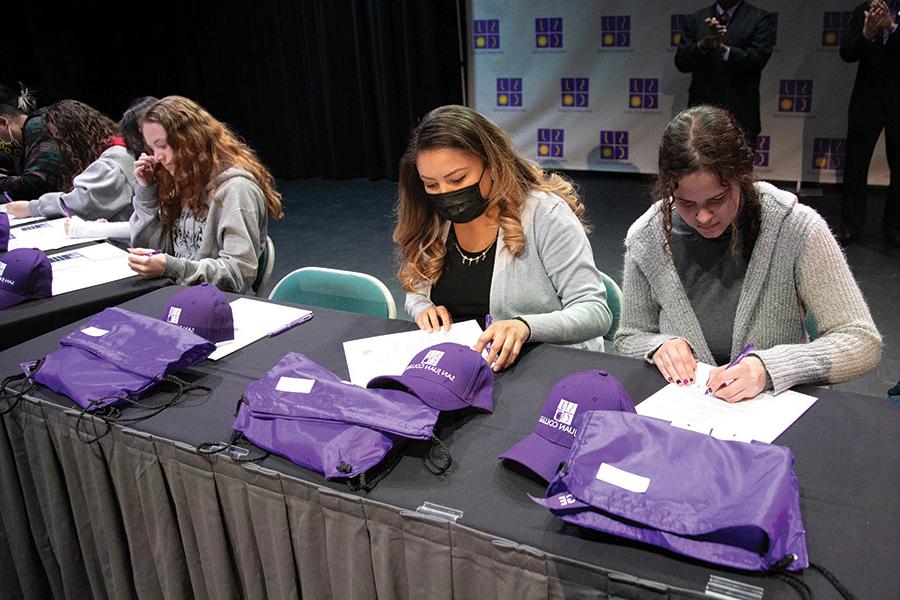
[517,200,611,344]
[752,213,881,392]
[28,150,134,221]
[615,249,678,361]
[130,184,169,251]
[162,178,264,293]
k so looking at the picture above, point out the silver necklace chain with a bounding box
[454,237,497,266]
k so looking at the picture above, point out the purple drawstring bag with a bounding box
[532,410,809,572]
[223,353,447,488]
[30,307,216,411]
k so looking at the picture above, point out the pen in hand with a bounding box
[706,342,755,395]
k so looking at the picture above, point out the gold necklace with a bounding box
[454,237,497,266]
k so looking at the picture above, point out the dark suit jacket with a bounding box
[841,2,900,120]
[675,2,775,138]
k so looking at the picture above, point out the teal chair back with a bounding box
[600,272,623,343]
[269,267,397,318]
[805,312,819,341]
[251,236,275,297]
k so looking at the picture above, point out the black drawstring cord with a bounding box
[764,554,858,600]
[809,562,857,600]
[423,434,452,475]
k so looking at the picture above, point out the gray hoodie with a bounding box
[28,145,135,221]
[130,166,268,293]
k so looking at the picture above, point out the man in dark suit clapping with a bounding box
[675,1,775,148]
[839,0,899,248]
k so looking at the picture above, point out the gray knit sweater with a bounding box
[406,190,612,351]
[615,182,881,393]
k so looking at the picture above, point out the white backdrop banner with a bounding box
[467,0,889,185]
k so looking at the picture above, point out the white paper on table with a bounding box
[635,362,818,444]
[7,217,101,252]
[342,319,484,386]
[5,212,46,226]
[208,297,313,360]
[50,243,136,295]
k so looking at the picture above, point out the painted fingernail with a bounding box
[676,379,682,385]
[706,388,712,394]
[667,377,673,382]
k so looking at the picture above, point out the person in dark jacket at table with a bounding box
[0,83,63,200]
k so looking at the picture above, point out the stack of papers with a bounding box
[636,363,818,443]
[342,320,484,386]
[50,243,136,295]
[8,218,100,252]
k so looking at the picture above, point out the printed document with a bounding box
[343,320,484,386]
[208,297,312,360]
[636,362,818,443]
[50,243,136,295]
[8,218,100,252]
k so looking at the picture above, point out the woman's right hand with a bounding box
[651,337,697,386]
[134,153,158,187]
[415,305,453,332]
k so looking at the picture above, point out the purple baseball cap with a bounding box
[162,283,234,342]
[500,370,634,482]
[0,213,9,252]
[0,248,52,309]
[367,342,494,412]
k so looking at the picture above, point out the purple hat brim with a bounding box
[368,373,471,412]
[0,288,29,310]
[499,432,569,483]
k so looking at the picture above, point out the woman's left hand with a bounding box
[473,318,530,372]
[127,248,167,279]
[4,201,31,218]
[706,356,767,403]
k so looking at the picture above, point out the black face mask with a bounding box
[425,172,489,223]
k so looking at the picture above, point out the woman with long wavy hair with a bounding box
[4,99,136,225]
[128,96,283,293]
[615,105,881,401]
[395,105,611,372]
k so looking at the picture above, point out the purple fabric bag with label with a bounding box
[32,307,216,410]
[533,410,809,572]
[231,352,443,482]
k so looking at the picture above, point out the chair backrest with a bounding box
[600,271,623,343]
[269,267,397,319]
[805,312,819,341]
[252,236,275,297]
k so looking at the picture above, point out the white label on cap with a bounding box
[81,326,110,337]
[166,306,182,324]
[275,377,315,394]
[595,463,650,493]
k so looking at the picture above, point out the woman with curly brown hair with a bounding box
[4,99,135,224]
[128,96,283,293]
[395,105,611,372]
[615,105,881,401]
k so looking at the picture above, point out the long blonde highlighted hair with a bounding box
[394,105,587,291]
[140,96,283,233]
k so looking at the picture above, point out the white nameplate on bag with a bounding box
[80,326,110,337]
[275,377,315,394]
[596,463,650,493]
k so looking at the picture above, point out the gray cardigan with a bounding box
[615,182,881,393]
[406,190,612,351]
[130,166,267,294]
[28,145,135,222]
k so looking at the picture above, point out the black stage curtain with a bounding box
[10,1,464,180]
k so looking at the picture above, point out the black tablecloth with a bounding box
[1,286,898,599]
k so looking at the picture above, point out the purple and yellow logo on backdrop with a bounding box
[754,136,770,167]
[496,78,522,108]
[671,15,687,46]
[778,80,813,113]
[599,131,629,160]
[629,79,658,109]
[561,78,589,108]
[822,12,852,46]
[473,20,500,50]
[601,16,631,47]
[812,138,845,170]
[538,129,564,158]
[536,17,563,48]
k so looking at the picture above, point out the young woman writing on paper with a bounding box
[0,83,63,199]
[4,100,136,230]
[615,105,881,401]
[394,105,612,372]
[128,96,283,293]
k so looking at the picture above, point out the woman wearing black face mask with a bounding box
[394,105,612,372]
[0,83,64,200]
